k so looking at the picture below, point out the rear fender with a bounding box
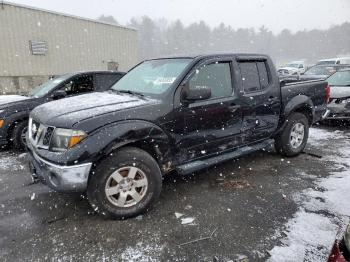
[277,95,314,133]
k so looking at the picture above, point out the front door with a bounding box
[179,59,243,161]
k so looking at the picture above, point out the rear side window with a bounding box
[94,73,124,91]
[239,61,270,93]
[239,62,260,93]
[257,62,269,89]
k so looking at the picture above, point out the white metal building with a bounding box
[0,1,138,94]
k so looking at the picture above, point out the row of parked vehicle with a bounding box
[278,57,350,122]
[0,53,331,219]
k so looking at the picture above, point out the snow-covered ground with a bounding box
[268,127,350,261]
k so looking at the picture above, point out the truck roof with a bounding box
[147,53,270,61]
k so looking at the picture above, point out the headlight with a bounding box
[344,224,350,252]
[50,128,86,152]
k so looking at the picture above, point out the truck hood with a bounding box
[31,91,159,129]
[330,85,350,99]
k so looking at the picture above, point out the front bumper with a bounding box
[28,149,92,192]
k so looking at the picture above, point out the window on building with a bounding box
[29,40,48,55]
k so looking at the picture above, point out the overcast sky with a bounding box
[8,0,350,33]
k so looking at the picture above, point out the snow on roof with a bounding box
[2,1,137,32]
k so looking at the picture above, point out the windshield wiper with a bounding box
[114,89,145,97]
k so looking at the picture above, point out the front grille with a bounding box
[42,127,54,145]
[29,118,55,149]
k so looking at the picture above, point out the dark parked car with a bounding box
[324,69,350,120]
[299,64,350,81]
[26,54,328,219]
[0,71,125,149]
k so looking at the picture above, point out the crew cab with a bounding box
[0,71,125,149]
[26,54,329,219]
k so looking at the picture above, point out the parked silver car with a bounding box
[325,69,350,120]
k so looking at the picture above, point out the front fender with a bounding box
[34,120,174,168]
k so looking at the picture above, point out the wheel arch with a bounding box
[88,120,175,174]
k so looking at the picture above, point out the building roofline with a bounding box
[2,1,137,32]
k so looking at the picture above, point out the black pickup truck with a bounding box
[26,54,329,219]
[0,71,125,149]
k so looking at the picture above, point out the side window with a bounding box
[239,62,260,93]
[64,75,94,96]
[94,74,124,91]
[256,62,269,89]
[189,62,233,99]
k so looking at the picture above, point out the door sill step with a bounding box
[176,139,273,175]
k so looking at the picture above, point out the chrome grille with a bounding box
[28,118,55,149]
[42,127,54,145]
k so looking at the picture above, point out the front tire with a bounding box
[275,112,309,157]
[11,120,28,151]
[87,147,162,219]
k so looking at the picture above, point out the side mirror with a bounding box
[51,90,67,100]
[182,83,211,101]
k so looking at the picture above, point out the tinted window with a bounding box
[257,62,269,89]
[62,74,94,95]
[189,62,232,98]
[94,73,124,91]
[239,62,260,93]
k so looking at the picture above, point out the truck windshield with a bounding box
[111,59,191,95]
[29,75,69,98]
[327,71,350,86]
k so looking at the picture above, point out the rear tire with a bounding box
[87,147,162,219]
[275,112,309,157]
[11,120,28,151]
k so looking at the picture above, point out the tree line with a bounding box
[98,15,350,66]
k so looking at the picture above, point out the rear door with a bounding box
[179,58,243,159]
[237,59,281,142]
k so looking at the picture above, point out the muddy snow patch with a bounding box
[0,153,24,172]
[308,127,347,145]
[268,127,350,261]
[120,242,164,261]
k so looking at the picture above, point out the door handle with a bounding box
[268,96,279,102]
[228,103,240,112]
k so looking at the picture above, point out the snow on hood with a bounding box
[329,85,350,99]
[0,95,28,105]
[31,91,158,128]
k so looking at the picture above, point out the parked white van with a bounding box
[317,57,350,65]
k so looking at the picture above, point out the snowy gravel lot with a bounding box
[0,124,349,261]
